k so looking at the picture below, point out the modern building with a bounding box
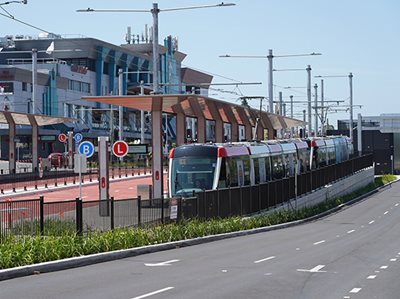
[329,114,400,174]
[0,33,212,159]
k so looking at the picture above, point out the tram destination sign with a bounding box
[128,144,148,154]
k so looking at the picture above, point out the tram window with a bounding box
[218,158,227,188]
[253,158,260,184]
[271,155,284,180]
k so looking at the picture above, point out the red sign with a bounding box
[58,133,67,143]
[112,140,128,157]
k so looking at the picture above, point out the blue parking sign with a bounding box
[74,133,83,143]
[78,141,95,158]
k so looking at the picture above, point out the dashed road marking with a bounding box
[350,288,362,294]
[145,259,180,267]
[254,256,275,264]
[367,275,376,279]
[369,220,375,224]
[384,211,389,215]
[380,265,388,269]
[313,240,326,245]
[347,230,355,234]
[390,258,397,262]
[131,287,174,299]
[395,203,399,207]
[297,265,326,273]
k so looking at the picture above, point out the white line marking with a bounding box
[375,270,380,273]
[347,229,355,234]
[380,265,388,269]
[297,265,326,273]
[367,275,376,279]
[395,203,399,207]
[350,288,362,294]
[390,258,397,262]
[384,211,389,215]
[221,269,228,273]
[144,259,180,267]
[369,220,375,224]
[296,248,300,251]
[254,256,276,264]
[313,240,326,245]
[264,273,272,276]
[131,287,174,299]
[344,296,350,299]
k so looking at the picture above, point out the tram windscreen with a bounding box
[170,157,217,196]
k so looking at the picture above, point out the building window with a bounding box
[68,79,91,94]
[22,82,28,91]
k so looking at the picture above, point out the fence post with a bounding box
[161,195,165,224]
[39,196,44,235]
[76,197,83,235]
[110,197,114,230]
[137,195,141,226]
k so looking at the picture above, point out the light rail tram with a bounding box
[168,136,353,197]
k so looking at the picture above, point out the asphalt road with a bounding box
[1,182,400,299]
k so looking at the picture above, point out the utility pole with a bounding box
[290,95,294,137]
[320,79,324,136]
[151,3,159,94]
[268,49,274,113]
[32,48,37,114]
[349,72,354,141]
[306,65,312,137]
[314,83,318,136]
[118,68,123,141]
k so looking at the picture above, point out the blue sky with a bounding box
[1,0,399,127]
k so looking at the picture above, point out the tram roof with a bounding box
[82,94,304,130]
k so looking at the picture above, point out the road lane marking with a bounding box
[380,265,388,269]
[296,248,300,251]
[395,203,399,207]
[131,287,174,299]
[297,265,326,273]
[369,220,375,224]
[350,288,362,294]
[367,275,376,279]
[221,269,228,273]
[313,240,326,245]
[384,211,389,215]
[390,258,397,262]
[347,230,355,234]
[145,259,180,267]
[254,256,276,264]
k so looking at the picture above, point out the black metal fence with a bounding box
[0,196,169,241]
[0,154,373,241]
[179,154,374,220]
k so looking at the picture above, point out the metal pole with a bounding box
[306,65,312,137]
[279,92,283,115]
[268,49,273,113]
[349,72,354,141]
[303,109,306,138]
[320,79,324,136]
[118,68,123,141]
[151,3,159,94]
[357,113,362,157]
[140,80,145,144]
[110,105,114,163]
[314,83,318,136]
[31,48,37,114]
[290,95,294,137]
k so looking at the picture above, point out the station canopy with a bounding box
[82,94,304,130]
[0,110,75,126]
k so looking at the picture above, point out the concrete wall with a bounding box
[281,166,375,211]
